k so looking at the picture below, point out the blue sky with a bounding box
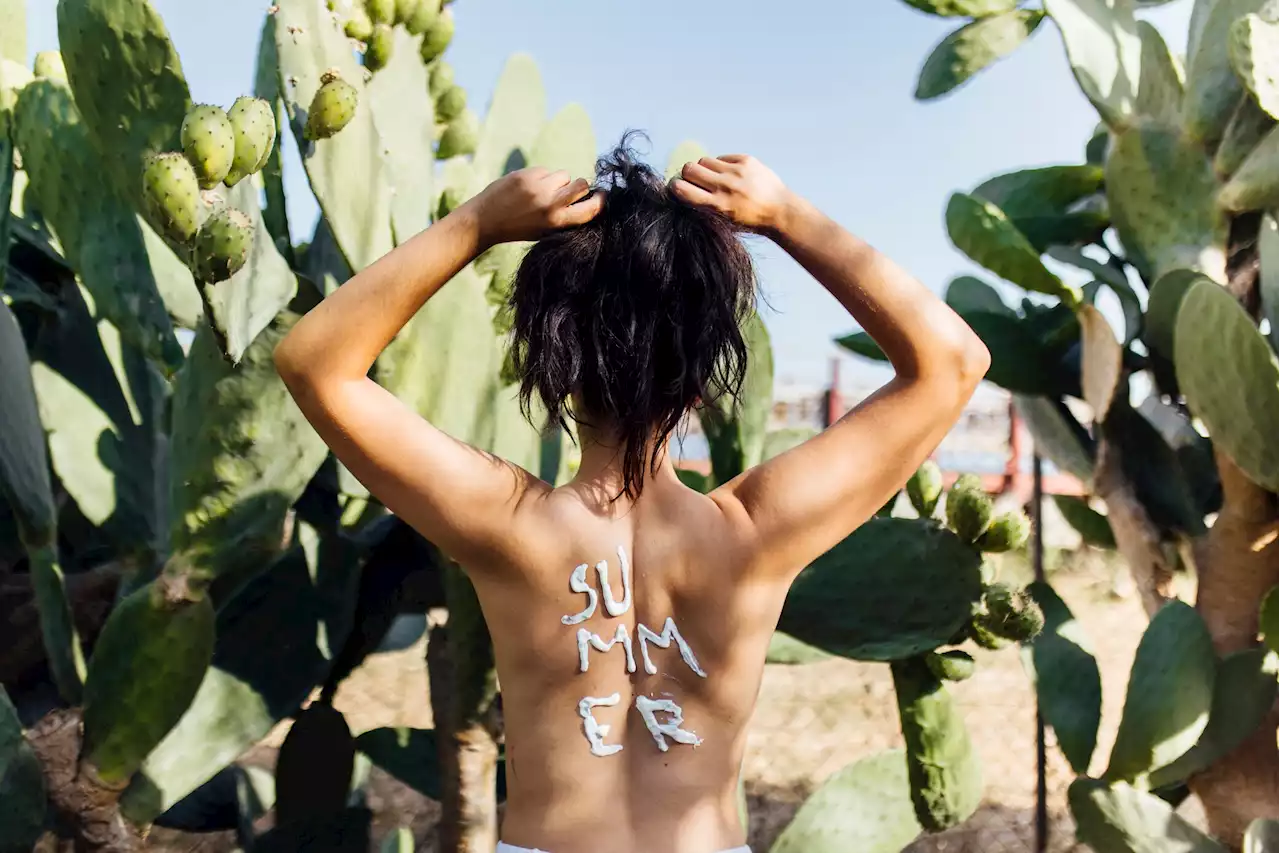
[22,0,1192,391]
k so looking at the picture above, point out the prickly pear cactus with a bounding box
[224,95,276,188]
[192,208,254,283]
[80,579,216,784]
[181,104,235,189]
[891,656,983,831]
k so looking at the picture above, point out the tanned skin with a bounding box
[275,156,990,853]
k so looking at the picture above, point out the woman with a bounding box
[275,139,990,853]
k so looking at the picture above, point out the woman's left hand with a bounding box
[465,167,604,247]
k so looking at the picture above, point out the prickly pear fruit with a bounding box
[32,51,66,81]
[945,474,992,543]
[975,583,1044,643]
[181,104,235,190]
[275,703,356,827]
[1259,584,1280,650]
[407,0,442,35]
[395,0,421,24]
[365,24,395,73]
[436,185,464,220]
[192,208,254,283]
[435,107,478,159]
[419,8,455,63]
[141,152,200,244]
[366,0,396,25]
[80,580,216,783]
[976,511,1030,553]
[428,59,454,99]
[926,649,976,682]
[305,71,359,141]
[970,620,1010,650]
[344,6,374,41]
[907,460,943,519]
[435,84,466,121]
[223,96,277,188]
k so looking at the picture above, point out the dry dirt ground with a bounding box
[146,549,1210,853]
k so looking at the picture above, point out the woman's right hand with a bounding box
[669,154,796,234]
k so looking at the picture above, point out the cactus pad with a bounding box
[970,165,1106,252]
[33,50,67,81]
[355,727,442,800]
[418,8,454,62]
[779,517,984,661]
[305,73,359,141]
[141,153,199,244]
[0,686,46,853]
[1021,581,1101,775]
[892,657,983,830]
[944,473,993,542]
[406,0,442,35]
[1068,779,1228,853]
[700,312,773,484]
[364,24,395,73]
[1105,124,1227,283]
[181,104,235,190]
[1218,124,1279,212]
[471,53,546,188]
[926,649,976,681]
[914,11,1044,101]
[976,511,1030,553]
[1044,0,1142,128]
[436,84,466,121]
[1174,276,1279,492]
[81,580,216,784]
[368,26,436,243]
[224,96,277,188]
[1184,0,1267,148]
[1230,11,1279,119]
[275,704,356,827]
[437,107,479,159]
[192,208,254,283]
[0,300,57,548]
[906,460,944,518]
[1079,303,1122,420]
[769,749,923,853]
[945,192,1078,303]
[1105,600,1215,783]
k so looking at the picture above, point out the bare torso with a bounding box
[470,475,782,853]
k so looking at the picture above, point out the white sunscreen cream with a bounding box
[637,617,707,678]
[597,545,633,617]
[576,624,637,674]
[578,693,624,757]
[635,695,702,752]
[561,562,597,625]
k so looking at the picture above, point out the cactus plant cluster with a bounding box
[845,0,1280,847]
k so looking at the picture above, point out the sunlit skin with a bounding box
[274,154,990,853]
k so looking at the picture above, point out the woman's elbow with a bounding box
[955,333,991,389]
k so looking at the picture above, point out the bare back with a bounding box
[469,475,781,853]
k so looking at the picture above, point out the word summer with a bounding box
[562,546,707,757]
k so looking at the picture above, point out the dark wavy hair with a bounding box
[508,133,757,500]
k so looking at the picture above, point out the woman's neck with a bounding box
[571,420,678,503]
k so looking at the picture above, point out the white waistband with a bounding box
[491,840,747,845]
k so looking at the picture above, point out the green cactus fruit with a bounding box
[926,649,976,682]
[366,0,396,25]
[436,107,478,159]
[419,9,455,63]
[305,70,359,141]
[906,459,943,518]
[32,51,66,81]
[976,583,1044,643]
[181,104,236,190]
[1262,586,1278,657]
[80,580,216,784]
[407,0,442,35]
[141,152,200,244]
[435,184,464,220]
[224,96,277,188]
[891,657,982,831]
[428,59,454,98]
[344,6,375,41]
[945,474,992,543]
[970,619,1010,650]
[435,84,466,121]
[364,24,395,73]
[976,511,1031,553]
[192,208,254,283]
[395,0,422,24]
[275,703,356,827]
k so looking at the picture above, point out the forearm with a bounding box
[275,204,486,386]
[768,193,987,381]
